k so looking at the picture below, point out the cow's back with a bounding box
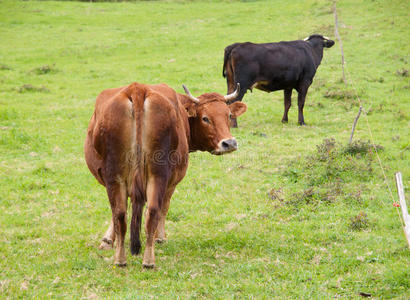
[141,84,190,184]
[84,85,136,190]
[230,41,317,90]
[84,83,189,193]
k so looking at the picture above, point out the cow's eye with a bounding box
[202,116,210,123]
[229,114,232,120]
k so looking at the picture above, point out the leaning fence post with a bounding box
[349,105,362,144]
[395,172,410,249]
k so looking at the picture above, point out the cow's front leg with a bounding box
[155,185,176,243]
[143,176,167,268]
[99,219,115,250]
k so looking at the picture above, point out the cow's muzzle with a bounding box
[212,138,238,155]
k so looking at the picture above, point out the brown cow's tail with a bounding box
[222,43,240,78]
[123,82,147,255]
[130,172,145,255]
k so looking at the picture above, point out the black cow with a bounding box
[222,34,335,126]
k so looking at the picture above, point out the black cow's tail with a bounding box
[222,43,240,78]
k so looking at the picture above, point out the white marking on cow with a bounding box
[99,220,114,250]
[251,81,270,91]
[142,98,152,154]
[143,98,151,129]
[143,97,150,112]
[251,82,259,89]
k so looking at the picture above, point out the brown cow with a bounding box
[84,82,246,268]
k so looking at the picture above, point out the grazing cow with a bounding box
[84,82,246,268]
[222,34,335,126]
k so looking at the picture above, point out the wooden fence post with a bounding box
[349,105,362,144]
[332,1,347,84]
[395,172,410,249]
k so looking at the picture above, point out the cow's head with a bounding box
[304,35,335,48]
[182,84,247,155]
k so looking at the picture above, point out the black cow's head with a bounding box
[304,35,335,48]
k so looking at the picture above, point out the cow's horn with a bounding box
[224,83,240,102]
[182,85,199,103]
[303,36,309,41]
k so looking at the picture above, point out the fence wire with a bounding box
[332,2,405,228]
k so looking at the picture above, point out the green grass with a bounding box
[0,0,409,298]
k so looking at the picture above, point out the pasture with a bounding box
[0,0,409,298]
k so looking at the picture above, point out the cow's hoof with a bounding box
[99,238,113,250]
[281,119,288,123]
[114,261,127,267]
[155,237,167,244]
[298,122,306,126]
[142,263,155,269]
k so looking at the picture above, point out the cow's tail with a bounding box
[222,43,239,78]
[130,171,145,255]
[123,82,147,255]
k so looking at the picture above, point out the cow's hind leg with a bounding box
[99,219,115,250]
[282,89,292,123]
[297,82,310,126]
[155,185,176,243]
[143,176,168,268]
[107,182,128,266]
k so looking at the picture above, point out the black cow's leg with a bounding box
[297,83,310,126]
[229,77,250,128]
[282,89,292,123]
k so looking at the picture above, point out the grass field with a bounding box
[0,0,409,298]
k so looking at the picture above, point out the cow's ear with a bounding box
[229,102,247,118]
[182,99,197,118]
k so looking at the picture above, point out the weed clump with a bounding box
[396,69,408,77]
[268,188,284,207]
[314,138,337,161]
[0,64,12,70]
[16,84,50,93]
[30,64,58,75]
[290,187,318,207]
[349,211,369,230]
[268,187,283,201]
[344,140,383,155]
[289,181,344,208]
[282,138,381,209]
[323,89,355,101]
